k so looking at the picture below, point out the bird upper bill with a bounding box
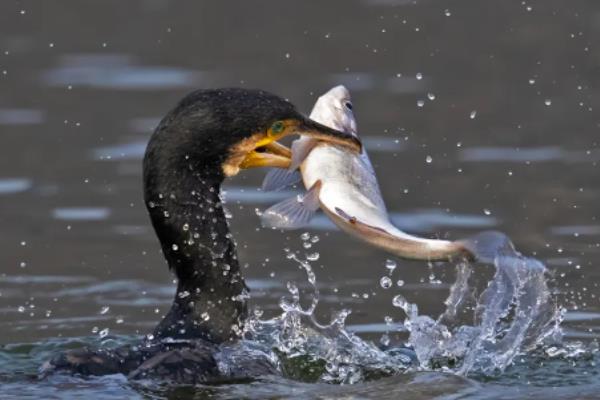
[239,117,362,171]
[295,117,362,153]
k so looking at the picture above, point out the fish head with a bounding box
[309,85,358,137]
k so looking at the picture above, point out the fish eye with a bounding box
[269,121,285,136]
[344,102,353,110]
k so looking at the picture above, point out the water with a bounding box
[2,0,600,398]
[2,243,599,398]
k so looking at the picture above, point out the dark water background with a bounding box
[1,0,599,398]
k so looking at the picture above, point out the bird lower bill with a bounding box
[237,120,361,172]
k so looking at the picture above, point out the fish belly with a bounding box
[302,145,391,229]
[301,144,463,261]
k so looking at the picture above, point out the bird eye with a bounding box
[269,121,285,136]
[345,102,353,110]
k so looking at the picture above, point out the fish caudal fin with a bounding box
[260,181,322,230]
[261,168,302,192]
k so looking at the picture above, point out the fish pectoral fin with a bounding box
[261,181,322,230]
[289,138,318,170]
[261,168,302,192]
[334,207,391,235]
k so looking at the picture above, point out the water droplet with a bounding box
[306,252,320,261]
[425,155,433,163]
[427,93,436,100]
[385,259,397,272]
[392,294,408,308]
[528,78,536,85]
[396,279,405,287]
[470,110,477,119]
[99,328,109,338]
[544,99,552,106]
[99,306,110,315]
[201,312,210,321]
[19,261,26,268]
[483,208,492,215]
[20,241,26,246]
[311,235,320,243]
[300,232,310,241]
[416,72,423,80]
[116,316,124,324]
[303,241,312,249]
[380,276,392,289]
[172,244,179,251]
[417,100,425,108]
[182,223,189,231]
[380,334,391,346]
[18,306,25,313]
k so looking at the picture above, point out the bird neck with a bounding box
[144,170,248,343]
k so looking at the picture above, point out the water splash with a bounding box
[242,234,413,384]
[393,231,563,375]
[240,231,565,382]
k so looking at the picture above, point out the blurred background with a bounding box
[0,0,598,346]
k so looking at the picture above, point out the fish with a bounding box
[260,85,471,261]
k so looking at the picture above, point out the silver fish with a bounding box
[261,85,470,261]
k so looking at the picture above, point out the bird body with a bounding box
[46,88,361,382]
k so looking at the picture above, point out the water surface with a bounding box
[1,0,599,399]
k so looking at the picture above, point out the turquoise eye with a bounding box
[270,121,285,135]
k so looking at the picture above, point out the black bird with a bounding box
[44,88,361,383]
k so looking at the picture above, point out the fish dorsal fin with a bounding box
[262,168,302,192]
[261,181,322,229]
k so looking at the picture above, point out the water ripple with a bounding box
[42,54,203,90]
[308,210,497,232]
[0,178,32,194]
[0,109,45,125]
[52,207,111,221]
[93,141,146,160]
[460,146,600,163]
[92,136,404,162]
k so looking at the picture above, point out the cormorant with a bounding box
[43,88,361,383]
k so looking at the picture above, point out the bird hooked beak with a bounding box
[224,116,362,176]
